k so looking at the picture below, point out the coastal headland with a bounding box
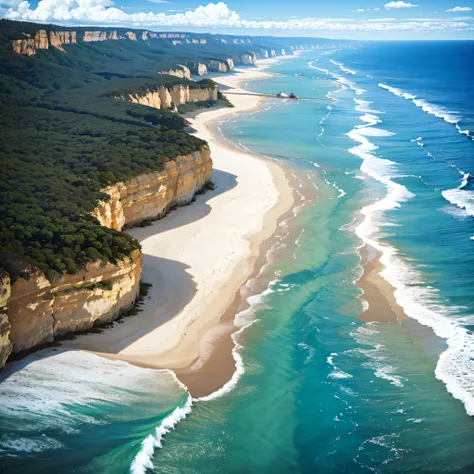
[65,59,296,397]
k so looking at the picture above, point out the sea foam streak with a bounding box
[195,280,280,402]
[329,59,356,75]
[131,391,192,474]
[442,170,474,218]
[349,85,474,415]
[379,83,472,140]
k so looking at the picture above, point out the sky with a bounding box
[1,0,474,40]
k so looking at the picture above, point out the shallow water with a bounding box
[2,44,474,473]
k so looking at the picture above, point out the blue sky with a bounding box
[2,0,474,39]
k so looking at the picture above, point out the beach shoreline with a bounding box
[65,58,297,397]
[357,245,407,323]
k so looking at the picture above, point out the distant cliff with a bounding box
[0,148,212,368]
[122,84,219,110]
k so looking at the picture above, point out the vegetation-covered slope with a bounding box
[0,19,345,281]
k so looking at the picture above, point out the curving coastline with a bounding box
[65,59,296,397]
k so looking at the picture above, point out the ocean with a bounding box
[2,42,474,473]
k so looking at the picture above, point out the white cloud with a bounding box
[385,1,418,8]
[3,1,470,33]
[355,8,365,11]
[373,7,381,10]
[447,6,472,12]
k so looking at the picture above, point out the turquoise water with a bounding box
[2,46,474,473]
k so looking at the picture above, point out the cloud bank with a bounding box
[4,1,472,33]
[447,6,473,12]
[385,1,418,8]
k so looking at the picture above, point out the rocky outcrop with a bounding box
[208,60,228,73]
[226,58,235,71]
[240,52,257,65]
[0,274,12,367]
[92,148,212,230]
[126,31,137,41]
[4,251,142,358]
[158,65,191,80]
[189,87,218,102]
[83,30,119,42]
[11,38,36,56]
[169,84,190,106]
[49,31,77,51]
[195,63,208,75]
[125,84,218,109]
[12,29,78,55]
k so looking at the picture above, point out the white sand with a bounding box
[70,61,295,371]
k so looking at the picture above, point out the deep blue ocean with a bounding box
[2,42,474,473]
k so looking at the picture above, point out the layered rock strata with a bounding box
[92,148,212,230]
[0,148,212,368]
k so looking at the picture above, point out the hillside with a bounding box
[0,19,347,364]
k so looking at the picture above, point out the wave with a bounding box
[329,59,357,75]
[195,280,280,402]
[442,169,474,218]
[354,98,382,114]
[379,83,472,140]
[131,393,193,474]
[348,89,474,415]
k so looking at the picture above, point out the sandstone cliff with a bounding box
[240,52,257,65]
[195,63,208,75]
[208,60,228,72]
[11,29,79,55]
[92,148,212,230]
[158,65,191,80]
[0,274,12,367]
[0,146,212,368]
[4,251,142,358]
[125,84,218,110]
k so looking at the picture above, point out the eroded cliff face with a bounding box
[0,145,212,368]
[195,63,208,75]
[208,60,228,72]
[4,251,142,358]
[240,52,257,65]
[0,274,12,367]
[125,85,218,109]
[158,65,191,80]
[11,29,77,55]
[92,148,212,230]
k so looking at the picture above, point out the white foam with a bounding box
[329,59,357,75]
[442,170,474,218]
[195,280,280,402]
[348,91,474,414]
[354,99,381,114]
[379,83,472,140]
[130,395,193,474]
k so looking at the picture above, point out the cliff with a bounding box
[125,84,218,110]
[92,148,212,230]
[0,274,12,367]
[158,65,191,80]
[11,28,140,55]
[4,251,142,357]
[0,148,212,368]
[240,52,257,65]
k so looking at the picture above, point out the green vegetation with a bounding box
[0,19,337,283]
[0,21,211,282]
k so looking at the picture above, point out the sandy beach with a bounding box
[67,59,295,396]
[357,246,407,323]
